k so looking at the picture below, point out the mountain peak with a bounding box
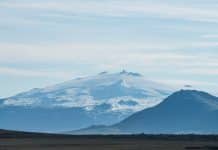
[119,70,142,77]
[98,71,108,75]
[169,89,217,100]
[120,70,128,74]
[97,70,142,77]
[158,90,218,111]
[170,89,203,96]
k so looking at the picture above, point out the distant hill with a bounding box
[0,71,173,132]
[72,90,218,134]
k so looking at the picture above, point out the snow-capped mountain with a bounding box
[2,70,173,112]
[0,71,174,132]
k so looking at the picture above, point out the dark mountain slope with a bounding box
[72,90,218,134]
[115,90,218,134]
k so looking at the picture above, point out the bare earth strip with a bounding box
[0,130,218,150]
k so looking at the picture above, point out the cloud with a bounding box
[1,0,218,23]
[0,42,183,63]
[156,79,218,87]
[154,78,218,95]
[201,34,218,39]
[0,41,217,71]
[192,42,218,47]
[0,67,74,79]
[178,68,218,76]
[0,42,188,78]
[1,0,218,97]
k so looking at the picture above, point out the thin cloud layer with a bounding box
[1,0,218,22]
[0,0,218,97]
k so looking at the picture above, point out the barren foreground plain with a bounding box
[0,129,218,150]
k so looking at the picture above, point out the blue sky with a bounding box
[1,0,218,97]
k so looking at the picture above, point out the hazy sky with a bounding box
[1,0,218,97]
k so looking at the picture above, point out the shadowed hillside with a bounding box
[72,90,218,134]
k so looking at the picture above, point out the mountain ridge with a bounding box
[71,90,218,135]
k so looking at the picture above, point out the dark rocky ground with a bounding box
[0,129,218,150]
